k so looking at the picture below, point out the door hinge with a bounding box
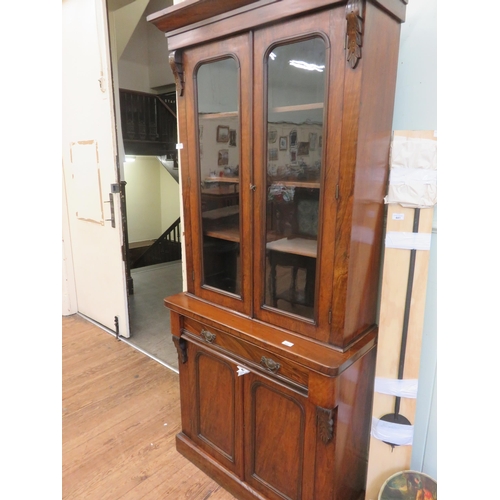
[104,192,116,227]
[335,184,339,200]
[328,309,332,324]
[192,270,195,282]
[121,244,126,262]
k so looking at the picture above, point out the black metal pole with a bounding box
[394,207,420,419]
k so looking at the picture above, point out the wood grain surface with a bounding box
[62,314,236,499]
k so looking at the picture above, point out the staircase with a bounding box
[130,217,182,269]
[120,88,177,158]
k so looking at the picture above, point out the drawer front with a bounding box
[182,317,309,390]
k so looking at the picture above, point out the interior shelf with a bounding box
[266,237,317,258]
[204,226,240,242]
[270,102,323,113]
[199,111,239,119]
[267,179,320,189]
[202,205,239,220]
[204,177,240,183]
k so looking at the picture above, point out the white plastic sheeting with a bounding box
[384,231,432,251]
[384,134,437,208]
[374,377,419,399]
[371,417,414,446]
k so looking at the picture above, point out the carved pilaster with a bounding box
[317,406,336,444]
[346,0,364,69]
[169,50,185,96]
[172,336,188,364]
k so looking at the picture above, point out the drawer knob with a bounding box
[260,356,281,373]
[200,328,216,343]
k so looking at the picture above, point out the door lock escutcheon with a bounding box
[236,365,250,376]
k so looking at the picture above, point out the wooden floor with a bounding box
[62,314,236,499]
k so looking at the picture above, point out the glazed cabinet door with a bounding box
[252,10,346,343]
[179,340,244,477]
[180,34,253,315]
[243,372,316,500]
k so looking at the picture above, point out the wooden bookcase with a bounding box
[148,1,407,498]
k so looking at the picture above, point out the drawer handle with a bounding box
[200,328,216,343]
[260,356,281,373]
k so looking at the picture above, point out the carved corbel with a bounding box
[317,406,337,444]
[345,0,364,69]
[169,50,185,96]
[172,336,188,364]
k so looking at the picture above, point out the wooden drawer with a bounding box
[182,317,309,390]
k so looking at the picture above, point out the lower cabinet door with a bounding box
[183,341,244,477]
[243,372,316,500]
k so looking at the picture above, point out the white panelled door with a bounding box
[62,0,129,336]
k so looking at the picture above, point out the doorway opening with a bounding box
[108,0,183,371]
[119,89,182,372]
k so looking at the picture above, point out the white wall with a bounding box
[124,157,162,242]
[146,0,175,89]
[160,164,181,232]
[114,0,175,92]
[392,1,437,131]
[124,157,180,243]
[117,19,152,92]
[391,0,437,481]
[112,0,180,246]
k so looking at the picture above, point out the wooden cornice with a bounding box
[372,0,407,22]
[147,0,269,33]
[148,2,407,55]
[147,0,407,36]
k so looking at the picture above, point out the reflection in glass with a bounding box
[197,58,241,295]
[264,38,326,320]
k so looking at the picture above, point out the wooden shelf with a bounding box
[204,177,240,183]
[202,186,239,196]
[199,111,238,120]
[266,237,317,258]
[271,102,323,113]
[204,226,240,242]
[268,179,320,189]
[202,205,239,220]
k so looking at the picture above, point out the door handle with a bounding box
[260,356,281,373]
[201,328,216,343]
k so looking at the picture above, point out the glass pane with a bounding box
[264,38,326,320]
[197,58,241,295]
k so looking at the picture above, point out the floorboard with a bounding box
[62,313,235,499]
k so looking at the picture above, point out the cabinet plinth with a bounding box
[150,0,406,498]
